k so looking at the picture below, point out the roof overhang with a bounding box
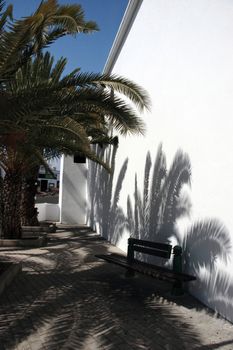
[103,0,143,74]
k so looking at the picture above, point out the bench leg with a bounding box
[172,280,184,296]
[125,269,135,278]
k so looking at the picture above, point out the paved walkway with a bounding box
[0,226,232,350]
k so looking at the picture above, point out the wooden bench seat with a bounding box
[96,237,196,295]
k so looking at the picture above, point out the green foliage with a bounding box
[0,0,98,79]
[0,48,149,171]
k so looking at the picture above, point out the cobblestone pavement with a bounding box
[0,226,232,350]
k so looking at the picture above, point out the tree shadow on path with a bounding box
[0,227,230,350]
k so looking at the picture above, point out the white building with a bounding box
[38,165,60,192]
[60,0,233,323]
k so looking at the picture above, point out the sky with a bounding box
[6,0,128,74]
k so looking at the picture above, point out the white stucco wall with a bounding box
[37,203,60,222]
[59,155,87,224]
[88,0,233,323]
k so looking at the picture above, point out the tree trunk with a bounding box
[21,166,39,226]
[0,174,3,238]
[2,169,22,239]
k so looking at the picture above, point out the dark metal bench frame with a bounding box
[96,237,196,295]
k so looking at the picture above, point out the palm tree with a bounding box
[0,1,150,238]
[0,0,98,237]
[0,50,150,239]
[0,0,98,82]
[21,165,41,227]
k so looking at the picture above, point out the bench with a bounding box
[96,237,196,295]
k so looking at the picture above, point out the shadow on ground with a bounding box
[0,227,232,350]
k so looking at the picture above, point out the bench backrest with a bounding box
[127,238,172,262]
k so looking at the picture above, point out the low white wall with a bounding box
[59,155,87,225]
[36,203,60,222]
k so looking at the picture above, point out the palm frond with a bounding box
[61,72,151,112]
[43,116,89,143]
[0,0,98,78]
[0,3,13,32]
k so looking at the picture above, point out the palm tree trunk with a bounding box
[0,174,3,238]
[21,166,39,226]
[2,169,22,239]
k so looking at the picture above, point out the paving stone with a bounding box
[0,226,232,350]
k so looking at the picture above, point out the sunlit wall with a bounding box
[60,155,87,225]
[88,0,233,323]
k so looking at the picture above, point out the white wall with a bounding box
[37,203,60,222]
[88,0,233,323]
[59,155,87,224]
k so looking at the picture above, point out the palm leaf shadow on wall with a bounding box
[127,143,192,245]
[88,143,233,318]
[88,143,128,244]
[182,219,233,319]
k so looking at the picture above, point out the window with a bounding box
[73,154,86,163]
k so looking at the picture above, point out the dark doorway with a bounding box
[40,179,48,192]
